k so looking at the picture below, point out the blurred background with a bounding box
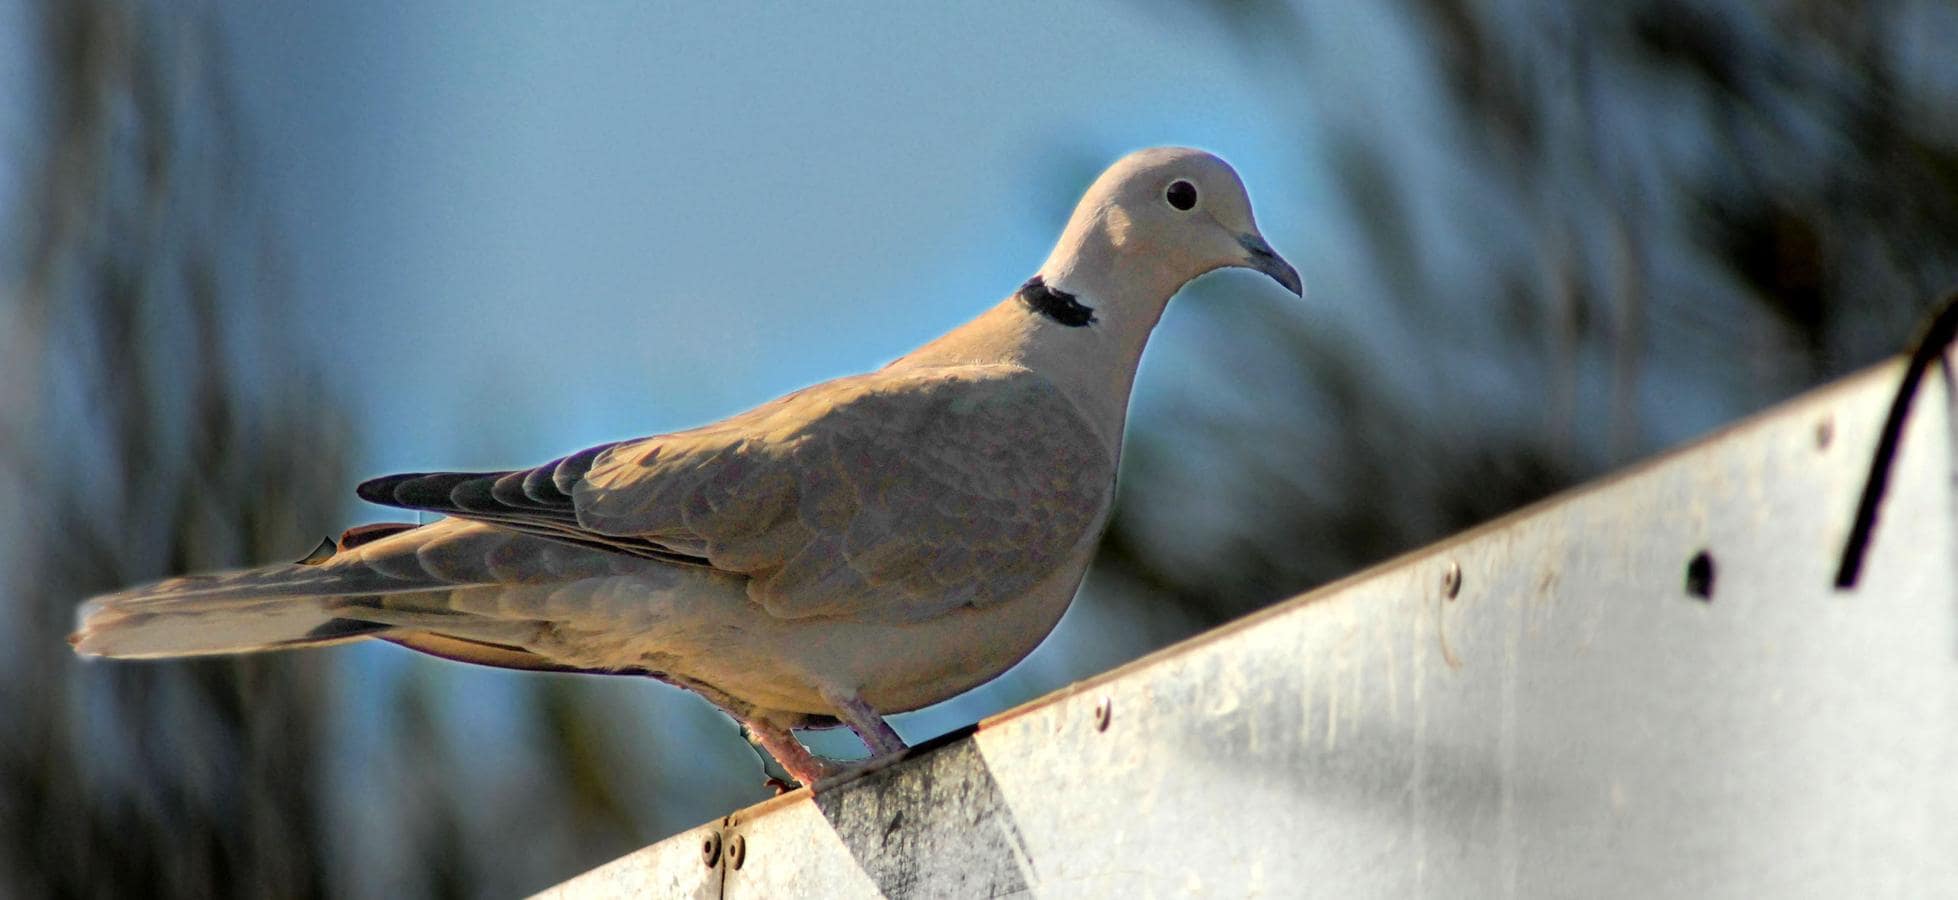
[3,1,1955,896]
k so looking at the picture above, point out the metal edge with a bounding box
[976,358,1906,733]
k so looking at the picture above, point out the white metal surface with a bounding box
[545,360,1957,899]
[528,821,721,900]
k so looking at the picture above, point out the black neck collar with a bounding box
[1015,275,1096,328]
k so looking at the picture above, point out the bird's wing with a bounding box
[582,364,1115,621]
[361,364,1114,622]
[357,440,713,566]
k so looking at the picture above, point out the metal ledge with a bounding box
[538,361,1957,898]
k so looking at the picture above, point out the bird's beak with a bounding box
[1236,233,1304,298]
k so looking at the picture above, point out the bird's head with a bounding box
[1037,147,1303,306]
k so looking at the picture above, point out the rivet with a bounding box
[728,833,747,870]
[1093,696,1112,731]
[1816,417,1834,450]
[701,831,722,868]
[1442,561,1462,600]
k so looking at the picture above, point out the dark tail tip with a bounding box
[354,475,403,505]
[295,537,338,565]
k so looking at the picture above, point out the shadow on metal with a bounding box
[811,731,1033,898]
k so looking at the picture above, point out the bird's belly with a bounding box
[782,562,1087,714]
[513,549,1092,718]
[682,560,1087,716]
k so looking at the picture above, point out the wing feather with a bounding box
[356,444,712,566]
[357,365,1113,622]
[579,365,1114,621]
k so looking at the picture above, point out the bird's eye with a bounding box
[1165,180,1198,211]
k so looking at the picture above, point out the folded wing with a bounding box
[361,365,1114,623]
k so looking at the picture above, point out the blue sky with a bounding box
[219,2,1328,478]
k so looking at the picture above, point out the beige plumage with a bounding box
[71,146,1302,786]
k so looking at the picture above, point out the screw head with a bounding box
[728,833,747,870]
[1815,416,1834,450]
[1093,696,1112,731]
[1442,561,1462,600]
[701,832,722,868]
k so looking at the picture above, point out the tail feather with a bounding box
[71,533,420,658]
[72,561,390,658]
[69,518,634,665]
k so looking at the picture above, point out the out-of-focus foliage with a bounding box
[1100,0,1958,623]
[0,2,341,896]
[0,2,352,896]
[0,6,697,897]
[0,5,746,894]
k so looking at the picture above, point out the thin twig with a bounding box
[1834,291,1958,589]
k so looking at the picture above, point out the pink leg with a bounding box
[825,691,909,757]
[743,718,842,788]
[740,692,911,792]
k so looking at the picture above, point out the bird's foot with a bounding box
[746,693,911,794]
[746,721,911,794]
[774,754,850,790]
[767,753,908,794]
[746,720,851,792]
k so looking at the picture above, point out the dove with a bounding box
[70,146,1303,787]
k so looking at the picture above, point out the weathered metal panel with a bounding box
[528,821,722,899]
[561,360,1958,898]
